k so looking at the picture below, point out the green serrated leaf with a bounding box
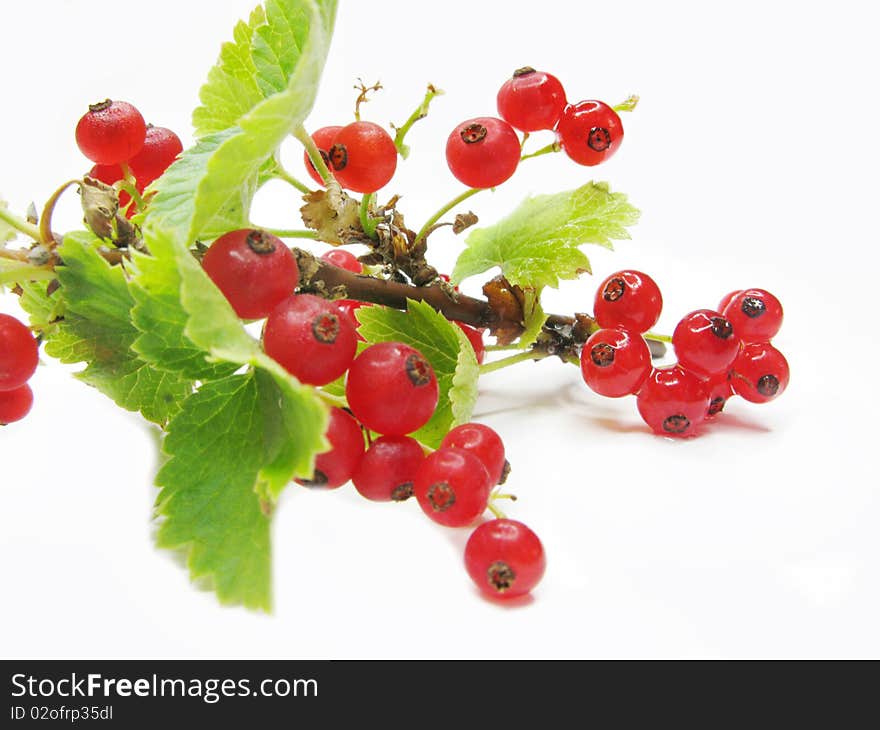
[129,247,237,381]
[192,7,267,138]
[155,373,272,611]
[136,228,329,495]
[16,280,63,330]
[148,0,336,245]
[356,300,478,448]
[25,232,193,426]
[449,324,480,427]
[452,181,640,289]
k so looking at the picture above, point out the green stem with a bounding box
[644,331,673,344]
[414,187,482,246]
[413,140,561,246]
[117,180,147,211]
[273,157,311,195]
[293,125,334,186]
[519,141,559,161]
[39,179,80,245]
[485,343,523,353]
[486,502,507,519]
[393,84,444,159]
[0,206,41,242]
[479,350,548,375]
[359,193,378,240]
[257,228,318,240]
[613,94,640,113]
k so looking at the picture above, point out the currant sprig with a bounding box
[0,0,789,611]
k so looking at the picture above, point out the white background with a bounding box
[1,0,877,658]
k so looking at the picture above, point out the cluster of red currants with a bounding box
[0,313,39,425]
[75,99,183,217]
[202,227,543,599]
[447,67,625,189]
[304,67,625,195]
[580,270,789,437]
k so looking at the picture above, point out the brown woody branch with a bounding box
[291,248,666,359]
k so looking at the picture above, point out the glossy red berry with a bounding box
[0,314,39,391]
[298,408,364,489]
[320,248,362,273]
[718,290,743,314]
[446,117,520,189]
[580,327,651,397]
[593,270,662,333]
[557,100,623,166]
[636,365,711,438]
[346,342,439,436]
[303,125,342,186]
[263,294,358,386]
[465,519,546,599]
[0,384,33,425]
[335,299,367,341]
[672,309,739,380]
[414,447,491,527]
[455,322,485,365]
[328,121,397,193]
[127,125,183,188]
[75,99,146,165]
[352,435,425,502]
[722,289,784,343]
[730,342,790,403]
[496,67,567,132]
[441,423,506,486]
[201,228,299,320]
[706,371,734,418]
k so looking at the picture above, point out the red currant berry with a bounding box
[320,248,362,273]
[556,100,623,166]
[127,125,183,188]
[465,519,546,599]
[722,289,784,343]
[593,270,663,333]
[201,228,299,320]
[580,327,651,398]
[327,121,397,193]
[352,435,425,502]
[730,342,789,404]
[718,290,743,314]
[672,309,739,379]
[636,365,711,438]
[706,371,734,418]
[345,342,439,436]
[446,117,520,189]
[297,408,364,489]
[0,314,39,391]
[75,99,146,165]
[455,322,485,365]
[335,299,367,341]
[414,447,491,527]
[440,423,506,486]
[263,294,358,386]
[303,125,342,186]
[496,67,567,132]
[0,384,33,425]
